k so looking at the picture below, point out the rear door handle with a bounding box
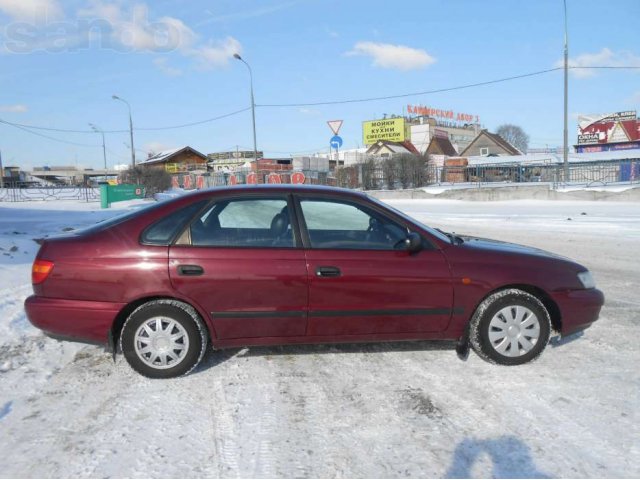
[177,264,204,276]
[316,266,341,277]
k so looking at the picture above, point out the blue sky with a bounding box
[0,0,639,169]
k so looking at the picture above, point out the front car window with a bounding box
[365,195,450,244]
[188,197,294,248]
[299,198,408,250]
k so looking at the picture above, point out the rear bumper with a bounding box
[24,295,124,344]
[550,288,605,336]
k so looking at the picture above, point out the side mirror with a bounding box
[404,232,423,254]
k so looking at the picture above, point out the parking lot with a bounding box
[0,198,638,478]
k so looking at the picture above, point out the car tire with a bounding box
[469,289,551,365]
[120,299,208,378]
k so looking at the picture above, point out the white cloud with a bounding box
[325,27,339,38]
[626,91,640,105]
[0,104,28,113]
[78,1,197,52]
[144,142,176,155]
[153,57,182,76]
[0,1,242,69]
[298,107,319,116]
[556,48,640,78]
[0,0,63,22]
[190,36,241,70]
[78,2,240,69]
[346,41,436,71]
[196,1,301,27]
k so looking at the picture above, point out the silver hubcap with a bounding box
[134,317,189,369]
[488,305,540,357]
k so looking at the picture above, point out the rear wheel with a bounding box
[120,299,208,378]
[469,289,551,365]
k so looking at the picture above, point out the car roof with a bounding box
[186,184,369,200]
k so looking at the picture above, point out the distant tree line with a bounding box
[336,154,434,190]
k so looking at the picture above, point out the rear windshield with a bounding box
[78,201,165,235]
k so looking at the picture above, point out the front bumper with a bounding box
[24,295,124,344]
[550,288,605,336]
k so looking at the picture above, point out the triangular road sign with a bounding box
[327,120,343,135]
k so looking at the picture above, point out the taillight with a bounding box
[32,260,54,285]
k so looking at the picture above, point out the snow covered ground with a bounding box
[0,197,638,478]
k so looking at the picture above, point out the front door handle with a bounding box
[177,264,204,276]
[316,266,341,277]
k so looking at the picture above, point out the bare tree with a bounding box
[119,166,171,197]
[496,124,530,153]
[360,157,379,190]
[382,158,398,189]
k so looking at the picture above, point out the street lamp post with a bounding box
[89,123,107,170]
[233,53,258,163]
[112,95,136,168]
[563,0,569,182]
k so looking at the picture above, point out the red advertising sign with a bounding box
[182,175,192,189]
[246,173,258,184]
[196,175,204,189]
[171,176,179,188]
[408,104,479,124]
[268,173,282,184]
[229,174,238,185]
[577,111,639,145]
[291,172,306,184]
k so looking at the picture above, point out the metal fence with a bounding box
[174,159,639,191]
[0,183,100,202]
[1,159,638,202]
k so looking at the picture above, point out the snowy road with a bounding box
[0,199,638,478]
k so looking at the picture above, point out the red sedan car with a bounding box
[25,185,604,378]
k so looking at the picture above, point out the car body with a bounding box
[25,185,604,377]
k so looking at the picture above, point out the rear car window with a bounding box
[141,199,209,245]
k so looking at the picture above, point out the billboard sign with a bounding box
[434,128,449,139]
[362,118,405,145]
[577,111,638,145]
[407,104,479,124]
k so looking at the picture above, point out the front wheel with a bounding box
[469,289,551,365]
[120,299,208,378]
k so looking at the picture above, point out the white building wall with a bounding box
[410,124,431,154]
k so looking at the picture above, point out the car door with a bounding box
[296,195,453,337]
[169,194,308,340]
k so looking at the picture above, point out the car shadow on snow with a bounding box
[444,435,551,478]
[196,340,457,371]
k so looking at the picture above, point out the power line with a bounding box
[0,119,100,148]
[257,68,564,107]
[0,107,252,134]
[0,65,638,134]
[257,65,640,108]
[135,107,252,131]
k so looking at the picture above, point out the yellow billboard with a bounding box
[362,118,406,145]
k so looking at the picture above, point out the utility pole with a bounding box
[89,123,108,170]
[0,149,4,188]
[112,95,136,168]
[233,54,258,163]
[563,0,570,182]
